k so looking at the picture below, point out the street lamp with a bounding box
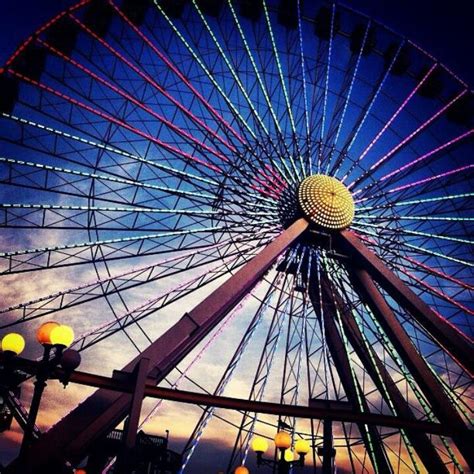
[234,466,250,474]
[284,450,294,463]
[50,324,75,348]
[1,333,25,356]
[36,321,60,346]
[1,322,81,458]
[251,435,269,464]
[251,431,309,473]
[294,439,311,459]
[274,431,291,450]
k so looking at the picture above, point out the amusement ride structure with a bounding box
[0,0,472,472]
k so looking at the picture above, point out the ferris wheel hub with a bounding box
[298,175,355,230]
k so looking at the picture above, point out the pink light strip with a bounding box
[38,38,230,165]
[4,0,90,67]
[402,255,473,291]
[249,184,280,200]
[71,253,253,346]
[264,164,288,188]
[369,89,468,173]
[379,129,474,182]
[397,266,474,316]
[348,63,438,189]
[408,39,468,88]
[356,232,474,345]
[384,164,473,195]
[354,231,472,291]
[252,175,282,196]
[1,239,241,314]
[68,13,235,159]
[8,69,223,174]
[108,0,246,146]
[139,283,258,427]
[257,170,286,192]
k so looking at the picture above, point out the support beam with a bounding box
[322,275,449,474]
[8,218,309,473]
[116,358,149,474]
[321,419,334,474]
[335,230,474,376]
[309,276,393,473]
[122,358,150,450]
[349,267,474,470]
[0,354,455,436]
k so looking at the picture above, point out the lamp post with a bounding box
[0,334,26,432]
[0,322,80,458]
[247,430,311,474]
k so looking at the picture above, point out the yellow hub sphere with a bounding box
[298,174,355,230]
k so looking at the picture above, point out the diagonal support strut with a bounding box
[348,266,474,470]
[335,229,474,376]
[8,218,309,473]
[309,273,393,474]
[321,273,449,473]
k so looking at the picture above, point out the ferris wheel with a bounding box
[0,0,472,473]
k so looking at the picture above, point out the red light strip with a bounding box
[8,69,223,174]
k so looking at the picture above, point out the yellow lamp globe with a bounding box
[295,438,311,455]
[274,431,291,450]
[36,321,60,346]
[251,436,269,454]
[50,325,74,348]
[1,333,25,355]
[284,449,295,463]
[234,466,249,474]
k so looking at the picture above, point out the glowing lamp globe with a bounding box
[50,325,74,348]
[75,470,87,474]
[295,439,311,455]
[251,436,269,453]
[298,174,355,230]
[1,333,25,355]
[36,321,60,345]
[274,431,291,450]
[234,466,249,474]
[284,449,295,463]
